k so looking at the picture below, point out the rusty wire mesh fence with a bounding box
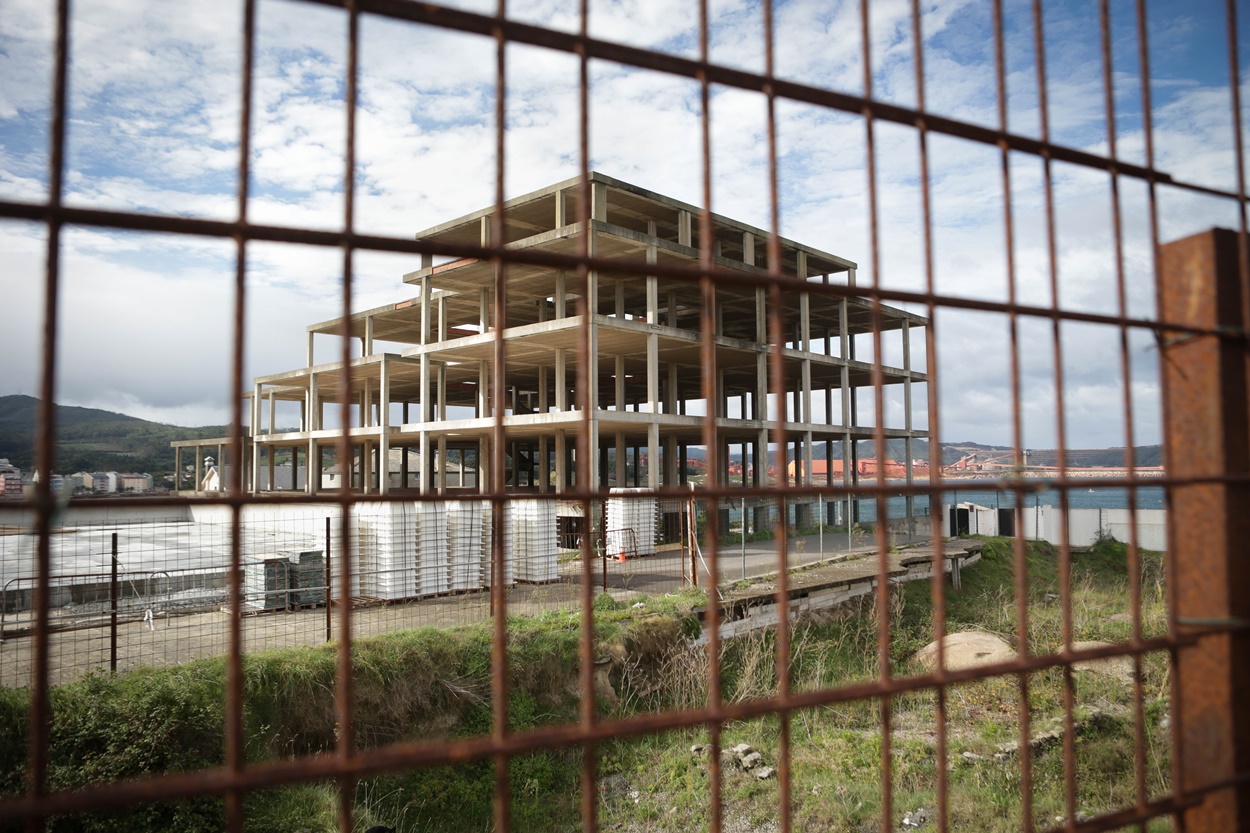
[0,0,1248,832]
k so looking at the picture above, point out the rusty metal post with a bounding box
[109,532,118,673]
[1159,227,1250,831]
[325,516,332,643]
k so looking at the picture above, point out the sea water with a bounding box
[725,484,1166,526]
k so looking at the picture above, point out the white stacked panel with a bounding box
[355,502,417,600]
[509,501,557,582]
[446,501,484,591]
[480,502,513,587]
[413,501,448,596]
[606,489,657,558]
[353,506,379,598]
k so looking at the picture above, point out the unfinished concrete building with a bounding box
[174,172,927,538]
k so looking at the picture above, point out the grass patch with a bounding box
[1,541,1171,831]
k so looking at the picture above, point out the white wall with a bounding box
[943,503,1168,551]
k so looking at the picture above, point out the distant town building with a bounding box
[0,459,22,500]
[117,473,153,492]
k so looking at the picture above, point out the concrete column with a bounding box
[742,231,755,266]
[796,250,807,279]
[555,349,567,411]
[803,430,814,488]
[439,436,448,494]
[268,445,275,493]
[480,287,490,333]
[667,291,678,327]
[420,275,431,346]
[419,353,431,424]
[755,287,766,343]
[555,430,567,493]
[615,281,625,318]
[539,435,550,493]
[591,180,607,221]
[648,422,660,489]
[308,373,320,431]
[615,355,625,411]
[555,188,567,227]
[666,362,678,414]
[378,357,390,495]
[438,297,447,341]
[306,331,314,367]
[307,437,317,495]
[174,446,183,491]
[437,364,447,420]
[589,421,600,490]
[364,315,374,356]
[647,334,658,414]
[615,431,626,487]
[663,435,677,486]
[556,271,566,318]
[677,210,692,247]
[268,391,275,435]
[475,435,485,492]
[539,365,549,413]
[588,322,599,411]
[757,427,769,483]
[478,360,489,417]
[419,430,430,495]
[251,384,262,494]
[756,352,768,422]
[361,440,371,495]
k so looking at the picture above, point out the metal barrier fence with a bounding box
[0,1,1247,832]
[0,499,928,687]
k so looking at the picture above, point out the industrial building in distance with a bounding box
[173,172,928,538]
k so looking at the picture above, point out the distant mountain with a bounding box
[0,395,229,476]
[0,394,142,430]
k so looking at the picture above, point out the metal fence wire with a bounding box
[0,0,1248,831]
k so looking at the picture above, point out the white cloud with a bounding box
[0,0,1241,450]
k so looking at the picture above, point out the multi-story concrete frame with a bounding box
[175,173,927,528]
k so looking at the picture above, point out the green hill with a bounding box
[0,395,229,477]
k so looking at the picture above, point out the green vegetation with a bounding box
[0,541,1171,832]
[0,394,230,476]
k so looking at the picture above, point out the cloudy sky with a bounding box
[0,0,1245,450]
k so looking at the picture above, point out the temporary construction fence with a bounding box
[0,494,927,686]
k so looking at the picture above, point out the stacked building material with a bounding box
[242,556,291,611]
[606,488,657,558]
[509,500,557,582]
[479,501,512,587]
[412,501,448,596]
[355,502,416,600]
[446,500,486,591]
[282,549,326,606]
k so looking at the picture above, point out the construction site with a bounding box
[170,172,929,596]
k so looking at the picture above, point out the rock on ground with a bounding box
[912,631,1016,671]
[1071,640,1136,684]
